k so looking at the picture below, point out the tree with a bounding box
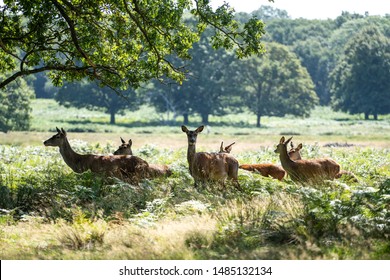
[232,43,318,127]
[0,0,267,90]
[149,28,240,124]
[330,25,390,120]
[55,80,140,124]
[0,75,34,132]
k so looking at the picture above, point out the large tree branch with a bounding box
[50,0,97,72]
[0,65,92,88]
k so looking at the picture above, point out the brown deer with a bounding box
[113,137,133,155]
[288,142,303,161]
[238,143,301,181]
[219,141,235,153]
[44,128,149,183]
[113,137,172,178]
[239,163,286,181]
[288,141,358,182]
[181,125,240,190]
[274,136,340,183]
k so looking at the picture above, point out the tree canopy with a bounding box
[330,25,390,119]
[0,74,34,132]
[231,42,318,127]
[55,80,140,124]
[0,0,267,90]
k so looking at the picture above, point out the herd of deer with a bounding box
[43,126,357,189]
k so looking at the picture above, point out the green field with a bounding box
[0,99,389,259]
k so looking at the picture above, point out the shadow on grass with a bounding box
[60,119,264,132]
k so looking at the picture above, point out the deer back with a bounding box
[239,163,286,181]
[192,152,238,181]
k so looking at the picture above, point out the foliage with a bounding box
[149,28,242,124]
[55,80,141,124]
[0,0,266,90]
[330,25,390,119]
[0,75,34,132]
[231,42,318,127]
[0,134,389,259]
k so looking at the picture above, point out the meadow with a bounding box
[0,99,389,259]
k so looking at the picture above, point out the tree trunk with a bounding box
[256,114,261,128]
[201,113,209,125]
[183,113,189,125]
[374,112,378,120]
[364,112,369,120]
[110,110,116,124]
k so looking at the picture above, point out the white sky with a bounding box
[211,0,390,19]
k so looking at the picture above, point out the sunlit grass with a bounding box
[0,99,389,259]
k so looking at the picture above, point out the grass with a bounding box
[2,99,390,149]
[0,99,389,260]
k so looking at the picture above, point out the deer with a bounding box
[288,142,303,161]
[238,143,301,181]
[113,137,172,178]
[274,136,340,183]
[43,128,149,183]
[219,141,235,153]
[288,141,358,182]
[113,137,133,155]
[181,125,241,190]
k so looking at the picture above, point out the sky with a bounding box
[211,0,389,19]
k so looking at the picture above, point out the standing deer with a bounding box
[113,137,172,178]
[44,128,149,183]
[114,137,133,155]
[181,125,241,190]
[274,136,340,183]
[238,143,301,181]
[288,141,358,182]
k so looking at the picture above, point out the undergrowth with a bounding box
[0,141,389,260]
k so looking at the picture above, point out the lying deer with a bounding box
[114,137,133,155]
[288,142,303,161]
[275,136,340,183]
[238,144,301,181]
[113,137,172,178]
[44,128,149,183]
[182,125,240,190]
[289,141,358,182]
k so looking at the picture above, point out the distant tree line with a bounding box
[1,3,389,131]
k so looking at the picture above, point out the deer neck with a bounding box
[187,142,196,172]
[58,138,88,173]
[279,146,294,171]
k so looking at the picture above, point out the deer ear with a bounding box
[225,142,235,153]
[128,139,132,146]
[56,127,61,133]
[181,125,188,133]
[61,128,67,136]
[297,143,303,150]
[285,136,293,145]
[280,136,285,144]
[120,137,125,144]
[219,141,224,152]
[196,125,204,133]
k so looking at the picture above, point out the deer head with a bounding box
[274,136,293,155]
[181,125,204,146]
[114,137,133,155]
[43,127,67,147]
[288,141,303,160]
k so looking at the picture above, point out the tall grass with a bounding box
[0,136,389,259]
